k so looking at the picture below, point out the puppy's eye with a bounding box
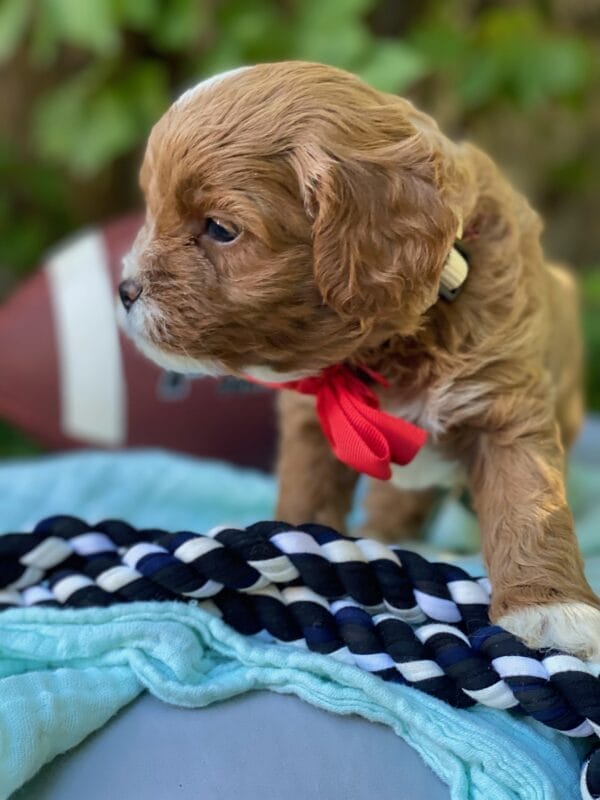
[204,217,239,243]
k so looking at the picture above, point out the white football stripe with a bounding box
[47,230,126,445]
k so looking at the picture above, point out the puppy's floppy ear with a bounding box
[296,129,459,323]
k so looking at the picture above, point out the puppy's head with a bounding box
[119,62,463,379]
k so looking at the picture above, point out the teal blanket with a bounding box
[0,450,597,800]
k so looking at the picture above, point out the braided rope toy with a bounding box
[0,516,598,799]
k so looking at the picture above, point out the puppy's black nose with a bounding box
[119,279,142,311]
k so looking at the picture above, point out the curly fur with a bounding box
[120,61,599,659]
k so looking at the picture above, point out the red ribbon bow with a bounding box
[264,365,428,480]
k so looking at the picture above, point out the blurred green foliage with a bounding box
[1,1,595,182]
[582,271,600,413]
[0,1,598,276]
[0,420,40,459]
[0,0,599,442]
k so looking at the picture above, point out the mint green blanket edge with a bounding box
[0,602,585,800]
[0,448,597,800]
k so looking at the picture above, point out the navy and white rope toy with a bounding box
[0,516,598,800]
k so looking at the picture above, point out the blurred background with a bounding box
[0,0,599,457]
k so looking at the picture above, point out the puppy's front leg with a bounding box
[466,394,600,660]
[276,390,359,531]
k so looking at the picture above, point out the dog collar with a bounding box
[439,216,469,302]
[439,244,469,301]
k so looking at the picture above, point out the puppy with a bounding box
[118,61,600,660]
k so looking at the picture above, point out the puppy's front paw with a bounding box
[498,602,600,662]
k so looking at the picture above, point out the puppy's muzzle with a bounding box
[119,279,142,312]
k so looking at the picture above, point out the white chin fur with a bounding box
[116,299,222,377]
[132,334,223,377]
[498,602,600,663]
[243,365,312,383]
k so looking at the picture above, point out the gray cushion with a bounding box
[13,692,449,800]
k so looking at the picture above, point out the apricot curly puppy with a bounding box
[118,62,600,660]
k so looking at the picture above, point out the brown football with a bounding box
[0,214,276,471]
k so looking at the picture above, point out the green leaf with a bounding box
[151,0,207,52]
[509,39,590,107]
[359,41,429,93]
[112,0,159,30]
[74,90,139,173]
[214,0,290,62]
[293,0,376,30]
[44,0,121,55]
[458,54,502,108]
[33,62,169,176]
[581,269,600,410]
[462,7,593,110]
[32,70,94,163]
[0,0,30,62]
[292,18,370,67]
[290,0,375,67]
[581,270,600,305]
[410,19,467,68]
[119,61,170,130]
[29,1,61,64]
[0,421,40,458]
[32,69,129,174]
[196,44,246,80]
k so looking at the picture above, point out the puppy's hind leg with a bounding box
[357,481,439,543]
